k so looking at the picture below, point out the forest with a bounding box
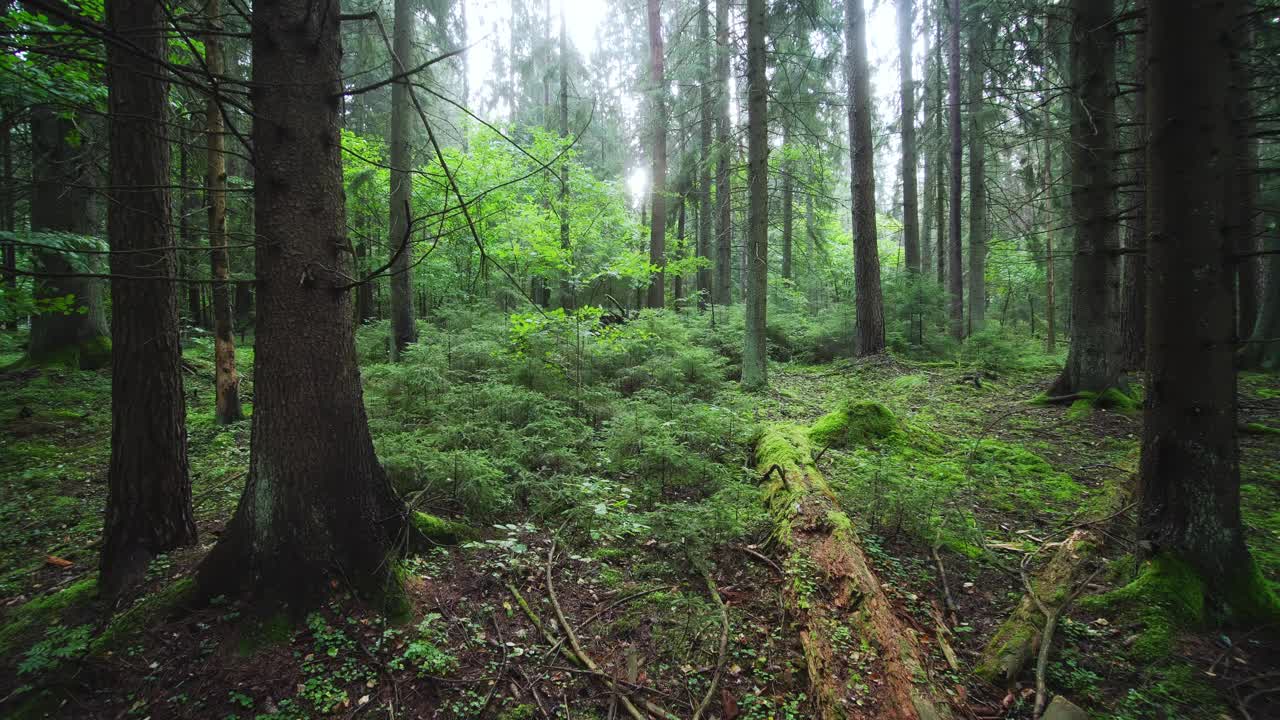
[0,0,1277,718]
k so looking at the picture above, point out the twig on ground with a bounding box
[736,545,783,576]
[931,544,959,616]
[1021,552,1103,719]
[692,563,730,720]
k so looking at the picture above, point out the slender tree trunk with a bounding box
[1,122,15,331]
[696,0,713,310]
[101,0,196,597]
[198,0,413,606]
[898,0,920,274]
[1243,240,1279,369]
[933,15,946,286]
[558,5,573,310]
[781,118,794,281]
[179,123,201,328]
[920,18,935,283]
[1230,12,1258,341]
[206,0,242,425]
[1043,138,1057,352]
[847,0,885,355]
[742,0,768,389]
[674,193,687,306]
[1119,2,1147,370]
[946,0,964,339]
[1141,0,1272,616]
[967,19,987,334]
[645,0,667,309]
[714,0,732,306]
[1050,0,1122,396]
[388,0,417,360]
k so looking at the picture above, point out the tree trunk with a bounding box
[1140,0,1270,616]
[920,15,936,283]
[101,0,196,597]
[713,0,732,306]
[645,0,667,310]
[1043,138,1057,352]
[1049,0,1122,396]
[674,193,687,307]
[696,0,713,310]
[742,0,768,389]
[898,0,920,275]
[781,118,794,281]
[26,105,110,368]
[946,0,964,339]
[206,0,242,425]
[848,0,885,356]
[966,19,987,334]
[558,5,573,311]
[1230,14,1258,342]
[1242,242,1279,369]
[197,0,413,607]
[388,0,418,361]
[1,122,15,331]
[1118,3,1147,371]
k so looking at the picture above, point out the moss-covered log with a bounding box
[757,424,952,720]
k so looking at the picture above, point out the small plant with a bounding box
[18,623,92,676]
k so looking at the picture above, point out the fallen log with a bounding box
[756,424,953,720]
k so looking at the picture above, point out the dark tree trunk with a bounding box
[179,122,202,328]
[1141,0,1272,617]
[1230,13,1258,342]
[1,122,15,331]
[1049,0,1122,396]
[848,0,884,355]
[206,0,242,425]
[967,19,987,334]
[1119,3,1147,371]
[713,0,732,306]
[388,0,417,360]
[235,280,254,334]
[1043,138,1057,352]
[645,0,667,309]
[1242,241,1279,369]
[946,0,964,339]
[26,105,110,368]
[674,192,686,306]
[198,0,413,607]
[101,0,196,597]
[742,0,768,388]
[696,0,713,310]
[898,0,920,274]
[558,6,573,310]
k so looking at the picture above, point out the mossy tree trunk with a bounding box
[197,0,414,608]
[756,424,953,720]
[100,0,197,598]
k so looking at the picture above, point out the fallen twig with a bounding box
[1021,552,1103,719]
[692,563,729,720]
[931,544,959,617]
[736,545,783,576]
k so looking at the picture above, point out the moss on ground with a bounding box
[90,578,197,655]
[1242,422,1280,436]
[1080,554,1205,662]
[809,400,899,449]
[411,511,479,546]
[0,576,98,655]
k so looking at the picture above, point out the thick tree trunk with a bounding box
[1141,0,1269,615]
[898,0,920,275]
[966,20,987,334]
[713,0,732,306]
[26,106,110,368]
[946,0,964,339]
[645,0,667,309]
[756,425,954,720]
[388,0,417,360]
[1049,0,1122,396]
[696,0,713,310]
[198,0,413,607]
[100,0,196,597]
[1119,6,1147,371]
[848,0,884,356]
[742,0,768,389]
[206,0,242,425]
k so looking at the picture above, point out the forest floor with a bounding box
[0,314,1277,720]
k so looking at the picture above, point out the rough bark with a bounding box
[781,118,794,281]
[389,0,418,361]
[847,0,885,355]
[756,425,954,720]
[946,0,963,339]
[1,122,14,331]
[26,105,110,368]
[713,0,732,306]
[100,0,196,598]
[1141,0,1267,613]
[966,19,987,334]
[1242,242,1280,369]
[1043,138,1057,352]
[898,0,920,274]
[197,0,413,607]
[645,0,667,309]
[1118,4,1146,371]
[206,0,242,425]
[742,0,768,389]
[1049,0,1122,396]
[1230,14,1258,342]
[696,0,713,310]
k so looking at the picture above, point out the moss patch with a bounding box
[411,511,479,546]
[808,400,899,449]
[1242,422,1280,436]
[90,578,197,655]
[1080,554,1204,662]
[0,576,99,655]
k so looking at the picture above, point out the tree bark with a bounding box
[1043,138,1057,352]
[781,118,794,281]
[388,0,418,360]
[101,0,196,597]
[898,0,920,275]
[1049,0,1122,396]
[645,0,668,309]
[742,0,768,389]
[1,122,15,331]
[1230,12,1258,342]
[966,18,987,334]
[946,0,964,339]
[713,0,732,306]
[206,0,242,425]
[1118,2,1147,371]
[848,0,885,356]
[697,0,713,310]
[1140,0,1266,612]
[558,5,573,310]
[197,0,413,607]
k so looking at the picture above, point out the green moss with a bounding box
[237,612,295,656]
[1066,398,1092,421]
[1217,556,1280,623]
[498,705,536,720]
[0,576,98,654]
[90,578,196,655]
[1242,422,1280,436]
[1094,387,1140,412]
[1080,554,1204,662]
[808,400,899,449]
[411,511,479,546]
[15,335,112,371]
